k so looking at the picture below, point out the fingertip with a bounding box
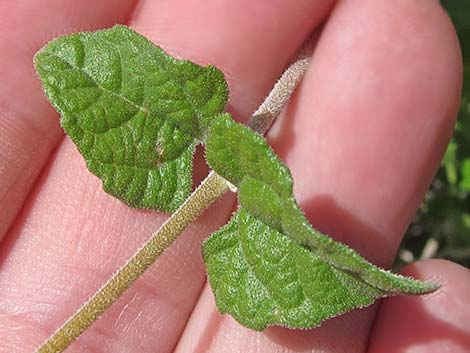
[368,259,470,353]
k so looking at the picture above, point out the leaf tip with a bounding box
[416,280,441,294]
[383,270,442,295]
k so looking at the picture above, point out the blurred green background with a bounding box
[397,1,470,268]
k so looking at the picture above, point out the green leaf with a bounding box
[34,25,228,212]
[203,209,381,330]
[204,115,438,330]
[443,140,458,186]
[460,158,470,191]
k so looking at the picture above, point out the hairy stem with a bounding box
[248,57,310,134]
[36,52,311,353]
[37,172,229,353]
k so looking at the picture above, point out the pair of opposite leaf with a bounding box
[34,25,438,331]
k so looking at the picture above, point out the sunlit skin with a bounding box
[0,1,468,353]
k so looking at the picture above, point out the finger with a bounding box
[275,0,461,267]
[0,1,335,352]
[130,0,333,119]
[0,0,136,241]
[177,1,462,352]
[368,259,470,353]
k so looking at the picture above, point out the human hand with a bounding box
[0,1,468,352]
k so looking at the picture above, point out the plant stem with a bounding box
[248,57,310,134]
[37,171,229,353]
[35,50,311,353]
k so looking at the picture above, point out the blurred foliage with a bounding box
[398,0,470,268]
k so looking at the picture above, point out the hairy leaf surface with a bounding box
[35,25,228,211]
[204,115,439,330]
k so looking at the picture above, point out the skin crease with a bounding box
[0,2,467,353]
[0,0,139,241]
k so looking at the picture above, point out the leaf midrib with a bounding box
[44,49,203,140]
[47,52,151,117]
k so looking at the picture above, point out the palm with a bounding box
[0,1,468,353]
